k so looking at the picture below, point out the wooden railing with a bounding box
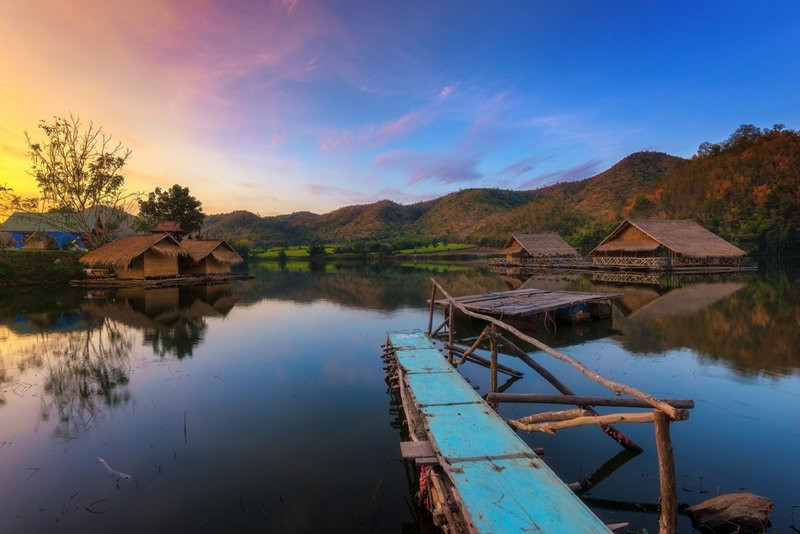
[427,278,690,533]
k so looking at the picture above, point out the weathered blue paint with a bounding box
[388,329,609,534]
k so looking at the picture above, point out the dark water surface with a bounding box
[1,261,798,533]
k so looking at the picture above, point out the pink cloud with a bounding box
[438,82,461,101]
[497,156,542,178]
[320,110,431,151]
[305,183,435,204]
[517,159,602,189]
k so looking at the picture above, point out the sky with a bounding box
[1,0,798,216]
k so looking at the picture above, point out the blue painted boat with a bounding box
[388,329,610,534]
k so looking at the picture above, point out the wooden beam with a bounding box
[654,411,678,534]
[491,332,643,452]
[508,411,656,434]
[516,408,590,425]
[487,393,694,410]
[430,278,682,420]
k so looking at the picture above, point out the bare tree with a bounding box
[0,184,38,219]
[25,115,136,246]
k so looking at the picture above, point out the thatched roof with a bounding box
[80,234,187,268]
[590,219,746,258]
[501,233,579,257]
[181,239,243,265]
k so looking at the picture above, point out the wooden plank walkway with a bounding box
[387,329,610,534]
[434,287,621,318]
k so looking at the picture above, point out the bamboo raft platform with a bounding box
[383,278,702,533]
[70,273,254,288]
[433,287,621,322]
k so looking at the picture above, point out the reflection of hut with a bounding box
[22,231,60,250]
[80,234,187,279]
[179,239,243,275]
[628,283,745,321]
[498,233,579,265]
[590,219,747,270]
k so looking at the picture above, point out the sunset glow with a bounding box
[1,0,798,215]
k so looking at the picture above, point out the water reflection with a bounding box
[82,285,238,359]
[499,266,799,376]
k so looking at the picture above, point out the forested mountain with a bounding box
[201,125,800,255]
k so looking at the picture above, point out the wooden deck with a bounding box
[434,287,621,319]
[387,330,610,533]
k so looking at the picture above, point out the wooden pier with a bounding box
[385,329,611,533]
[384,278,696,533]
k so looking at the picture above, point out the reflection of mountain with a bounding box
[83,285,238,359]
[608,272,799,376]
[236,262,511,311]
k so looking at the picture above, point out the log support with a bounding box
[654,411,677,534]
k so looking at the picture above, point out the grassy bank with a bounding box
[0,250,84,287]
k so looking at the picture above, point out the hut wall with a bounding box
[504,241,527,260]
[143,250,179,278]
[117,255,145,279]
[180,256,232,275]
[204,257,231,274]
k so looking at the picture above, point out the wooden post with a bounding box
[447,303,454,363]
[654,411,677,534]
[427,283,436,335]
[489,326,498,397]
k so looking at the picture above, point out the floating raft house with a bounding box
[386,330,610,533]
[589,219,750,271]
[434,287,620,323]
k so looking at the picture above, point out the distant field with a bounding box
[254,242,474,258]
[397,243,474,254]
[256,245,337,258]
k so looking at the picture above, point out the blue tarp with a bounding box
[10,232,25,248]
[47,231,80,250]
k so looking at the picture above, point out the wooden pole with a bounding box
[489,327,498,395]
[430,278,682,420]
[427,283,436,335]
[487,393,694,410]
[516,408,591,425]
[654,411,678,534]
[508,411,656,434]
[492,332,644,452]
[444,343,522,377]
[451,328,489,365]
[447,303,454,363]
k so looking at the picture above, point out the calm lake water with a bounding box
[1,261,798,533]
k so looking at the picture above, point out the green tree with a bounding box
[136,184,205,234]
[25,115,134,245]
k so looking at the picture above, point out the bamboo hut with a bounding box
[79,234,187,279]
[21,231,60,250]
[589,219,747,270]
[151,221,187,241]
[492,233,579,268]
[179,239,243,275]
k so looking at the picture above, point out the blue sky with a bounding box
[1,0,798,214]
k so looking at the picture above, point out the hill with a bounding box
[201,125,800,255]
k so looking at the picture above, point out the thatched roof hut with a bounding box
[591,219,745,258]
[179,239,243,275]
[80,234,187,279]
[500,233,579,260]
